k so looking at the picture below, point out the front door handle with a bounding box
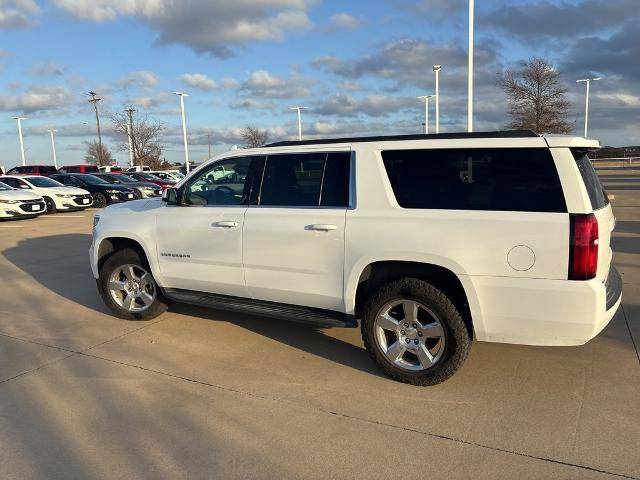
[214,221,239,228]
[307,224,338,231]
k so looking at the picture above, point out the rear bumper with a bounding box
[467,268,623,346]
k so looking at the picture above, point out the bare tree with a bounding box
[112,107,166,168]
[240,125,269,148]
[500,57,572,134]
[84,140,113,166]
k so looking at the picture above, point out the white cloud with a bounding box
[26,60,65,77]
[0,0,39,29]
[0,86,72,113]
[239,69,311,98]
[180,73,217,91]
[52,0,313,57]
[329,13,362,29]
[313,93,415,117]
[117,70,158,89]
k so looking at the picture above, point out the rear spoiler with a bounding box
[544,136,601,149]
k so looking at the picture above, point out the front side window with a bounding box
[382,148,567,213]
[259,152,351,208]
[183,156,264,206]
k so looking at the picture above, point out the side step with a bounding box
[163,288,357,328]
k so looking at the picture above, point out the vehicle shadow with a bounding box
[3,233,382,378]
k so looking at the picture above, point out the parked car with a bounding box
[126,166,151,172]
[125,172,175,190]
[51,173,136,208]
[0,180,46,219]
[58,164,100,174]
[93,173,162,199]
[90,130,622,386]
[99,165,124,173]
[6,165,58,176]
[0,175,93,213]
[149,170,184,182]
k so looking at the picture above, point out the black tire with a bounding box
[43,196,57,214]
[92,192,107,209]
[361,277,471,386]
[133,189,143,200]
[98,248,169,321]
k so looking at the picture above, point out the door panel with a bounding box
[243,207,346,311]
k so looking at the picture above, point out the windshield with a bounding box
[28,177,63,188]
[96,175,120,184]
[111,174,135,183]
[138,172,163,181]
[81,174,110,185]
[0,181,13,191]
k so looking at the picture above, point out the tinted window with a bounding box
[0,181,12,191]
[81,175,109,185]
[320,152,350,207]
[572,150,608,210]
[184,156,264,206]
[382,148,566,213]
[29,177,63,188]
[2,178,18,188]
[259,152,350,208]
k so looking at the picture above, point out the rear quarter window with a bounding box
[382,148,567,213]
[571,149,608,210]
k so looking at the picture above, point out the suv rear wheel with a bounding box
[361,277,471,386]
[98,248,168,320]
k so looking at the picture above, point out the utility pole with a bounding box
[418,95,434,134]
[467,0,474,132]
[174,92,190,173]
[125,108,136,167]
[11,116,27,166]
[433,65,442,134]
[88,91,104,165]
[48,129,58,169]
[207,133,212,159]
[290,106,306,141]
[576,77,601,138]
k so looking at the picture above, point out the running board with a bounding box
[163,288,357,328]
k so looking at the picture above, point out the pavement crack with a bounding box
[621,305,640,366]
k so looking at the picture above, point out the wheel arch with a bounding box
[97,236,154,275]
[350,260,479,339]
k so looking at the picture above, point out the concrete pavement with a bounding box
[0,170,639,479]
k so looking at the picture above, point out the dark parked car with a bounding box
[125,172,176,190]
[50,173,136,208]
[6,165,58,176]
[93,173,162,199]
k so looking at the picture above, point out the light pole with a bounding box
[290,106,306,141]
[125,108,136,167]
[433,65,442,134]
[11,116,27,166]
[467,0,474,133]
[418,95,435,134]
[88,91,103,165]
[576,77,601,138]
[174,92,190,173]
[47,129,58,169]
[207,132,212,159]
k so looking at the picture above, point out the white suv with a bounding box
[90,131,622,385]
[1,175,93,213]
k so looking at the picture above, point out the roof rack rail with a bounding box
[263,130,539,148]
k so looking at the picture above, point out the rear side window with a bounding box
[382,148,567,213]
[259,152,350,208]
[572,150,608,210]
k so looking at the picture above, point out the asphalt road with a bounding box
[1,169,639,480]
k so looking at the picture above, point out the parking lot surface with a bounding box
[1,169,639,480]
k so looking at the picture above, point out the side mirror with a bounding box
[162,187,179,205]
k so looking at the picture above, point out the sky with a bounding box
[0,0,638,169]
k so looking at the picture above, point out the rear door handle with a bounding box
[307,224,338,231]
[214,221,239,228]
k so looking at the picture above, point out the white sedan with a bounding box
[0,181,46,219]
[0,175,93,213]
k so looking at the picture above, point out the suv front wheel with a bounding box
[361,278,471,386]
[98,248,168,320]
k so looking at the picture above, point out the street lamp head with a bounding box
[418,95,435,100]
[290,106,307,111]
[174,91,189,97]
[593,77,602,81]
[433,65,442,72]
[11,116,26,120]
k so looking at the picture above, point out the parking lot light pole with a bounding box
[125,108,136,168]
[174,92,191,173]
[433,65,442,134]
[576,77,601,138]
[468,0,474,133]
[418,95,434,134]
[48,129,58,169]
[88,91,103,165]
[11,116,27,166]
[290,106,306,141]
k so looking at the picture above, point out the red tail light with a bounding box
[569,214,599,280]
